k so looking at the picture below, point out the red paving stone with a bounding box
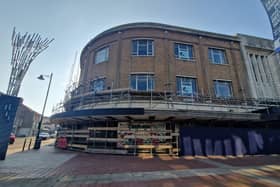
[1,148,280,187]
[51,153,215,176]
[260,170,280,179]
[210,155,280,167]
[65,174,279,187]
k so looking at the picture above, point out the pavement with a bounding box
[7,137,55,155]
[0,146,279,187]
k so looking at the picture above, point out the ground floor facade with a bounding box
[52,105,280,157]
[57,120,180,156]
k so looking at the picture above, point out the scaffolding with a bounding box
[53,81,280,156]
[58,120,179,156]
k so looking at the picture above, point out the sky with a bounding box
[0,0,273,116]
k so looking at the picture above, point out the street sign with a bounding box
[261,0,280,53]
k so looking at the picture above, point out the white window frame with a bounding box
[95,47,109,64]
[131,39,154,56]
[176,76,197,96]
[174,43,194,60]
[214,80,233,98]
[130,74,155,91]
[209,48,227,65]
[90,78,106,92]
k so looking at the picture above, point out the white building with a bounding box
[238,34,280,100]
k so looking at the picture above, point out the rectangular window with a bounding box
[174,43,194,60]
[176,77,197,96]
[95,47,109,64]
[214,80,232,98]
[130,74,154,91]
[90,78,105,92]
[208,48,227,64]
[132,40,154,56]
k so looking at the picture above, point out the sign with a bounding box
[261,0,280,53]
[56,137,67,149]
[181,81,193,96]
[179,50,190,59]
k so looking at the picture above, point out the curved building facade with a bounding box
[52,23,279,156]
[79,23,248,99]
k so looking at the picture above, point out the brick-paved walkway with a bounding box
[209,155,280,167]
[51,154,214,176]
[0,146,279,187]
[0,145,76,178]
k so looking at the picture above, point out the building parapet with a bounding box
[81,22,241,61]
[237,33,274,51]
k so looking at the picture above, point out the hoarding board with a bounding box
[0,94,22,160]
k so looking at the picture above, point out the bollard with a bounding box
[28,138,32,150]
[22,138,27,152]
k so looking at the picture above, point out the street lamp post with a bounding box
[34,73,53,150]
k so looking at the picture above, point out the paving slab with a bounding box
[0,145,76,178]
[72,174,279,187]
[209,155,280,167]
[0,146,280,187]
[51,154,215,176]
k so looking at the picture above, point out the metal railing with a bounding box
[52,88,280,114]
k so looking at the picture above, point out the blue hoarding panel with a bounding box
[180,127,280,156]
[0,94,22,160]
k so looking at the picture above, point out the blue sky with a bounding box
[0,0,272,116]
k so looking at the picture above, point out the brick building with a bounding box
[13,103,41,137]
[78,23,249,99]
[51,23,280,156]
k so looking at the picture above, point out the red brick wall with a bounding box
[79,27,249,99]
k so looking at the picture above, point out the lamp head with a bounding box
[37,75,45,80]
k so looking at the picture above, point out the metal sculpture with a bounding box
[6,27,54,96]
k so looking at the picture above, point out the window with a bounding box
[214,80,232,98]
[130,74,154,91]
[176,77,197,96]
[90,78,105,92]
[132,40,154,56]
[174,43,194,60]
[95,47,109,64]
[208,48,227,64]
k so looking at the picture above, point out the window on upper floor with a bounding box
[130,74,154,91]
[95,47,109,64]
[214,80,232,98]
[208,48,227,64]
[174,43,194,60]
[90,78,105,92]
[132,39,154,56]
[176,77,197,96]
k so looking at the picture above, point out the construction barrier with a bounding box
[180,127,280,156]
